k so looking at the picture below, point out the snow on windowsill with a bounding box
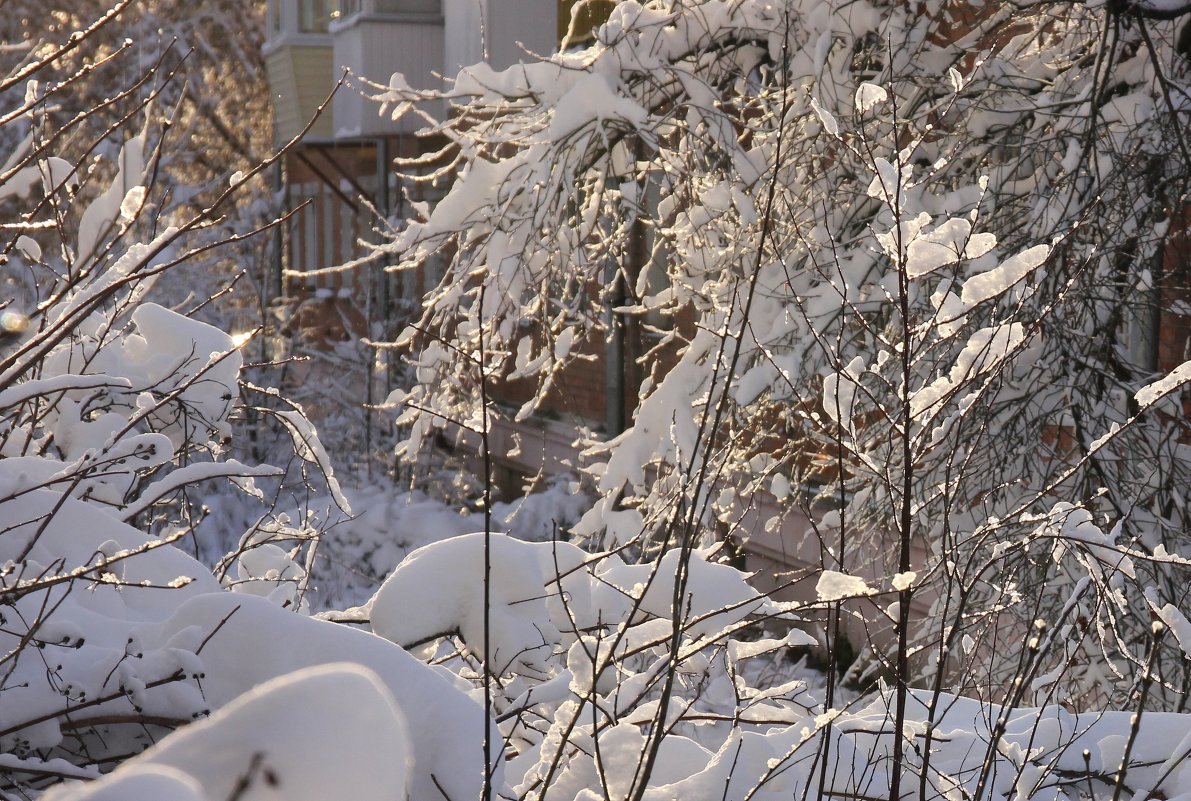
[328,11,444,34]
[261,30,333,56]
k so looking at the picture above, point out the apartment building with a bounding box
[264,0,630,483]
[263,3,1191,648]
[265,0,556,333]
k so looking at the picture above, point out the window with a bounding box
[298,0,333,32]
[374,0,442,14]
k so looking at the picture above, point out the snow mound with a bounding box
[44,664,411,801]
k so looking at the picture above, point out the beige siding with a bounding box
[266,45,335,144]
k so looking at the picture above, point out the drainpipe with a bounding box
[376,136,392,316]
[271,158,285,306]
[605,261,625,437]
[1145,230,1166,374]
[606,141,651,439]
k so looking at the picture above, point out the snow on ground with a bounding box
[12,463,1191,801]
[42,663,411,801]
[297,478,592,610]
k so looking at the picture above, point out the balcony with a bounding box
[266,0,564,143]
[331,0,446,138]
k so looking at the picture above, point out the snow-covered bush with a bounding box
[9,2,1191,801]
[359,0,1191,798]
[378,0,1191,677]
[0,11,486,799]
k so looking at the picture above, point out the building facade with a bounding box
[263,0,627,482]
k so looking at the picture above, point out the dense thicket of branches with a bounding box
[379,0,1191,710]
[8,1,1191,800]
